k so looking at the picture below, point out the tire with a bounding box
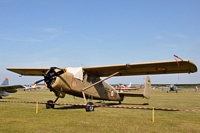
[46,100,55,109]
[85,102,94,112]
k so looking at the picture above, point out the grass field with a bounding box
[0,89,200,133]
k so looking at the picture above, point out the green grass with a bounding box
[0,89,200,133]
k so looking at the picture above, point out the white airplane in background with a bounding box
[115,82,140,92]
[0,78,24,99]
[23,84,37,91]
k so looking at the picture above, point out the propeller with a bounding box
[34,67,66,89]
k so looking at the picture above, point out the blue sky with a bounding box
[0,0,200,85]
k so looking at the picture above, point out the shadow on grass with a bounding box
[54,105,86,110]
[53,102,147,110]
[2,97,19,100]
[95,102,149,106]
[54,105,101,110]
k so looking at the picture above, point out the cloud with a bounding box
[174,34,189,39]
[43,28,58,33]
[2,37,43,42]
[40,27,69,39]
[155,35,167,40]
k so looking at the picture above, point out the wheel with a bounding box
[85,102,94,112]
[0,96,2,99]
[167,91,168,93]
[46,100,55,109]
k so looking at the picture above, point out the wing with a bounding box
[0,85,24,93]
[6,68,50,76]
[83,60,197,77]
[6,60,197,77]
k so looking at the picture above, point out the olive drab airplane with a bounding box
[0,78,24,99]
[6,59,197,111]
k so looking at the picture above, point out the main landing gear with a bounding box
[85,102,94,112]
[46,97,59,109]
[46,100,54,109]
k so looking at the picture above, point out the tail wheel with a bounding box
[85,102,94,112]
[46,100,55,109]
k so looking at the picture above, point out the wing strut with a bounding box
[81,70,125,104]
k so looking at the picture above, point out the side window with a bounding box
[87,75,91,83]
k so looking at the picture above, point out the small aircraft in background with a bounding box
[6,59,197,111]
[0,78,24,99]
[23,84,37,91]
[151,84,178,93]
[114,82,140,92]
[152,83,200,93]
[168,84,178,93]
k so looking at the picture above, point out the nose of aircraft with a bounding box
[34,67,66,89]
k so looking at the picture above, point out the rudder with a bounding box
[1,78,9,85]
[143,76,151,99]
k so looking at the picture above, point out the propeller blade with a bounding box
[34,79,44,84]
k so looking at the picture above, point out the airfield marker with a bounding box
[152,107,154,123]
[36,101,38,114]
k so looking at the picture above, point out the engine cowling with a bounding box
[44,68,74,98]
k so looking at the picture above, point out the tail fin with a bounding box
[143,76,151,99]
[1,78,9,85]
[127,82,131,88]
[32,84,37,88]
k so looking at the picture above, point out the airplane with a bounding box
[151,84,178,92]
[114,82,140,92]
[0,78,24,99]
[23,84,37,91]
[6,59,197,111]
[152,83,200,93]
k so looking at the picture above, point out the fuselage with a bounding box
[45,70,124,101]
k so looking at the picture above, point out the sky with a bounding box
[0,0,200,85]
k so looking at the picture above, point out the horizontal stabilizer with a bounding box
[118,76,151,99]
[118,92,144,97]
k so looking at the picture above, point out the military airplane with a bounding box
[152,83,200,93]
[0,78,24,99]
[151,84,178,92]
[6,59,197,111]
